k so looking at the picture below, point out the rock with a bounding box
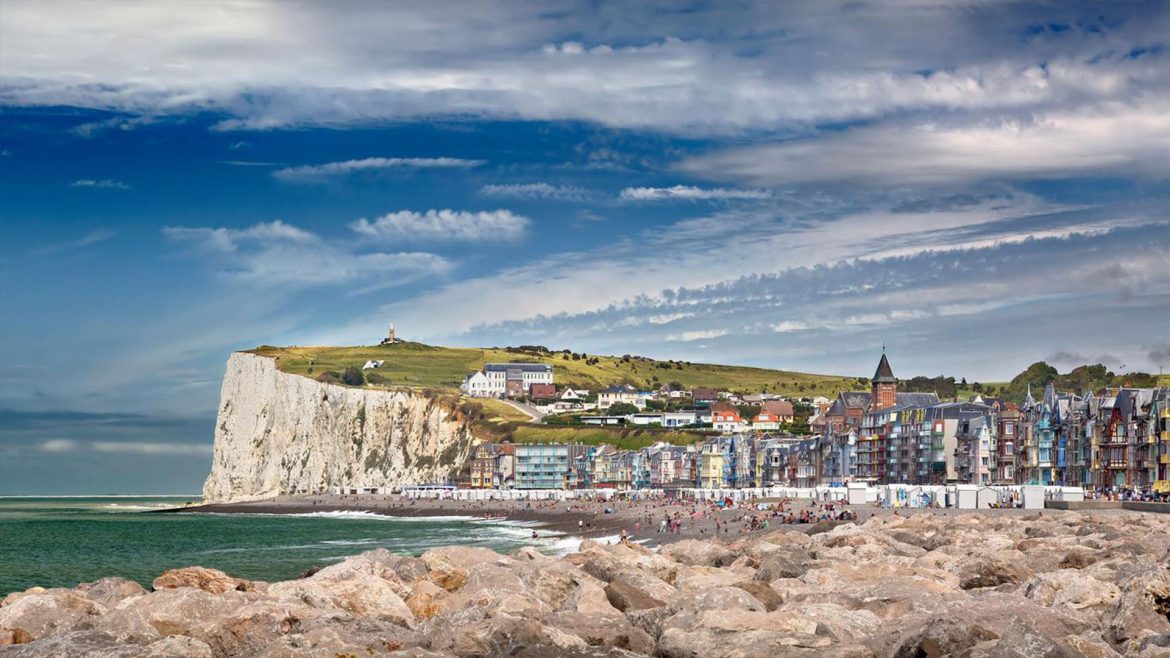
[0,630,144,658]
[656,608,835,658]
[142,634,215,657]
[267,556,414,626]
[522,560,602,609]
[754,551,809,582]
[190,601,313,657]
[74,578,147,608]
[1023,569,1121,610]
[1105,564,1170,645]
[732,580,784,611]
[956,556,1033,589]
[405,579,448,621]
[421,545,504,572]
[1060,549,1098,569]
[544,611,655,654]
[661,540,738,567]
[0,628,34,645]
[94,587,253,642]
[0,589,106,641]
[605,572,673,612]
[152,567,254,594]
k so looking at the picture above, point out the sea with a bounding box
[0,496,576,595]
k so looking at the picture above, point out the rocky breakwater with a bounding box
[202,352,478,503]
[4,511,1170,657]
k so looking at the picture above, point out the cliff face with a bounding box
[202,352,476,503]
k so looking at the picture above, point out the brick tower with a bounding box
[871,351,898,410]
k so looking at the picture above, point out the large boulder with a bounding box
[955,556,1033,590]
[74,578,147,608]
[152,567,256,595]
[0,588,106,641]
[267,556,414,626]
[0,630,144,658]
[94,587,255,643]
[661,540,739,568]
[605,571,675,612]
[1023,569,1121,610]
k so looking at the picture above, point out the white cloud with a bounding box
[480,183,590,201]
[620,185,773,201]
[350,209,529,243]
[70,178,130,190]
[164,220,451,286]
[666,329,729,342]
[40,439,79,453]
[2,2,1166,133]
[91,441,210,456]
[273,157,483,182]
[679,101,1170,186]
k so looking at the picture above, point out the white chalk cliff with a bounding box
[202,352,477,503]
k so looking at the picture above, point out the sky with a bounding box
[1,0,1168,494]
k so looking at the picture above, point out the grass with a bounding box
[511,425,706,450]
[248,341,861,397]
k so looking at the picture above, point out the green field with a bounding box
[511,425,706,450]
[248,342,861,397]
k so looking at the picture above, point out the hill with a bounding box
[1003,361,1163,402]
[248,342,862,397]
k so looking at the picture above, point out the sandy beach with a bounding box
[176,493,1067,549]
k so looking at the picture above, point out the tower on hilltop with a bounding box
[871,349,898,410]
[380,322,397,345]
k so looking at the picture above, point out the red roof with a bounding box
[529,383,557,399]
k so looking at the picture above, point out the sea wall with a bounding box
[201,352,477,503]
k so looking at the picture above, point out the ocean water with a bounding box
[0,496,573,595]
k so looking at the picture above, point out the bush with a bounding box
[316,371,342,384]
[341,367,365,386]
[607,402,639,416]
[365,372,388,386]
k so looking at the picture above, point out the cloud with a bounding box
[39,439,79,453]
[1149,342,1170,370]
[3,2,1167,133]
[479,183,590,201]
[90,441,211,456]
[33,228,119,255]
[350,209,529,243]
[69,178,130,189]
[620,185,773,201]
[665,329,729,342]
[164,220,451,286]
[273,157,483,182]
[678,100,1170,186]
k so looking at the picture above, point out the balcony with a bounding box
[1107,460,1127,469]
[1161,455,1169,465]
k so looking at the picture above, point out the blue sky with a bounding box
[1,0,1168,493]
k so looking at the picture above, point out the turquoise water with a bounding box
[0,497,563,595]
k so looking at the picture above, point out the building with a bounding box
[460,363,554,398]
[597,384,646,410]
[751,411,783,431]
[712,408,746,433]
[761,400,795,423]
[529,383,557,401]
[513,443,586,489]
[692,388,719,405]
[469,442,514,489]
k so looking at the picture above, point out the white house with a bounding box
[362,360,385,370]
[461,371,493,397]
[559,388,588,401]
[628,413,665,426]
[598,384,645,410]
[663,410,699,427]
[460,362,554,397]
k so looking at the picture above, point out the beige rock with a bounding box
[95,587,253,642]
[74,578,147,608]
[142,634,215,658]
[661,539,739,567]
[1024,569,1121,610]
[605,571,674,612]
[267,557,414,626]
[152,566,254,594]
[0,589,106,641]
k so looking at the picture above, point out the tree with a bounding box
[645,399,666,411]
[668,381,683,391]
[607,402,639,415]
[365,372,388,386]
[341,367,365,386]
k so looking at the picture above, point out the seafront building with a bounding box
[447,352,1169,494]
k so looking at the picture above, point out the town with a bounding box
[454,353,1170,496]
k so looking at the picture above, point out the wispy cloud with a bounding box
[39,439,79,453]
[163,220,451,286]
[273,157,484,182]
[91,441,211,456]
[70,178,130,190]
[34,228,119,255]
[480,183,590,202]
[350,209,529,243]
[620,185,773,201]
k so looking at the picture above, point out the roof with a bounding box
[839,391,872,410]
[691,387,719,399]
[872,353,896,384]
[894,392,941,407]
[484,363,552,373]
[762,400,794,416]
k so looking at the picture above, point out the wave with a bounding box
[184,511,483,522]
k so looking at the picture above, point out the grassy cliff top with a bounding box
[247,341,862,397]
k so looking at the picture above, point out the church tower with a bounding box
[871,351,898,410]
[389,322,395,344]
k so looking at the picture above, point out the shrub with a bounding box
[341,367,365,386]
[365,372,388,386]
[317,371,342,384]
[607,402,639,416]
